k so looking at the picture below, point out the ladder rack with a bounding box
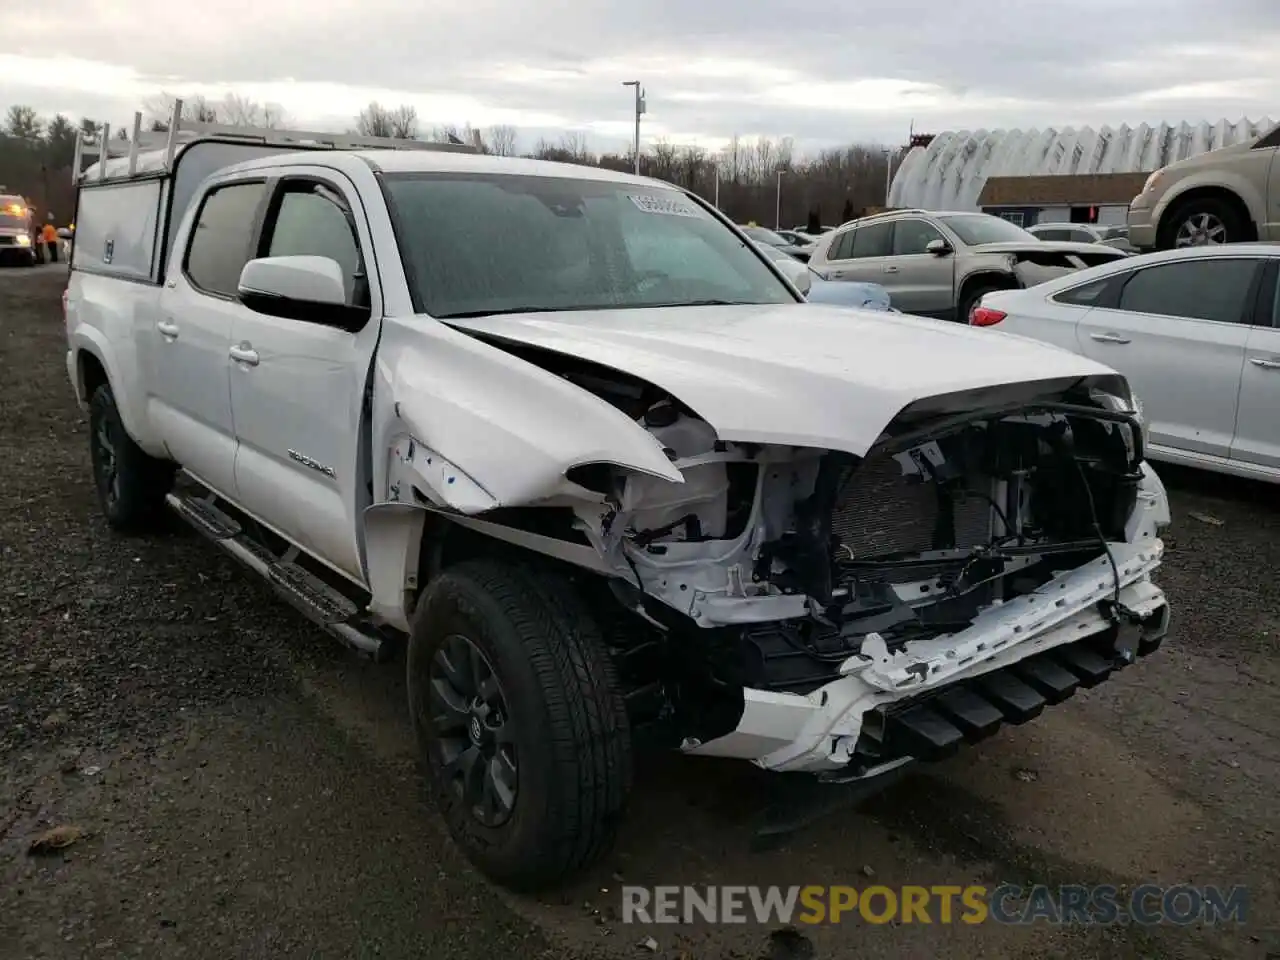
[73,97,479,185]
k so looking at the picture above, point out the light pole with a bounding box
[775,167,785,229]
[883,147,895,207]
[621,80,644,175]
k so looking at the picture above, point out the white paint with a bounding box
[976,244,1280,484]
[891,118,1275,211]
[443,303,1120,458]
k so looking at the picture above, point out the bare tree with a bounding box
[487,124,517,156]
[356,101,394,138]
[216,93,289,129]
[144,91,218,131]
[559,131,591,163]
[389,105,418,139]
[4,105,42,140]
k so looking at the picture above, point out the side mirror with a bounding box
[237,255,370,332]
[925,238,952,256]
[775,256,812,296]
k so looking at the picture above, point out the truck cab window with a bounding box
[265,185,366,306]
[184,182,266,297]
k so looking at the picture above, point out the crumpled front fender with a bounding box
[371,316,684,515]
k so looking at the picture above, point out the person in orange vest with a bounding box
[41,218,59,263]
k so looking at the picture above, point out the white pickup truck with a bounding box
[64,105,1172,891]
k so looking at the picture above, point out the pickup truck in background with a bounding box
[0,194,39,266]
[63,103,1172,891]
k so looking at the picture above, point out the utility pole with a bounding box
[621,81,644,175]
[883,147,895,207]
[775,167,785,229]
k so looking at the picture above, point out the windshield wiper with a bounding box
[632,299,758,308]
[437,306,566,319]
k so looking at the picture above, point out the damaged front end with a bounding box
[566,376,1169,777]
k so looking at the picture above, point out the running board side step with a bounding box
[166,491,394,661]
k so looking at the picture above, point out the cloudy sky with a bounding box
[2,0,1278,154]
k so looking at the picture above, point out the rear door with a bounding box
[227,171,382,583]
[1231,260,1280,469]
[888,217,954,316]
[151,178,269,497]
[824,221,896,290]
[1077,255,1264,458]
[1260,125,1280,242]
[809,226,854,279]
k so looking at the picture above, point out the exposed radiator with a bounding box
[831,455,994,559]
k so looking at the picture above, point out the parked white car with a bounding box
[64,105,1171,892]
[971,245,1280,482]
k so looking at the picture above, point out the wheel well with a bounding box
[958,272,1017,307]
[1160,187,1257,242]
[77,350,108,400]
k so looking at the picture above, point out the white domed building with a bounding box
[888,119,1274,227]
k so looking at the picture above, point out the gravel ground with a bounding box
[1,265,1277,959]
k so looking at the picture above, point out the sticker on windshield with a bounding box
[629,194,700,218]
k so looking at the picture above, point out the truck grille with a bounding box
[831,454,993,559]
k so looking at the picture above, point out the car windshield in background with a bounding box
[0,214,27,229]
[383,174,795,318]
[1099,226,1129,241]
[938,214,1037,245]
[740,226,788,246]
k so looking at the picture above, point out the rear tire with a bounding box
[407,560,632,891]
[88,383,175,532]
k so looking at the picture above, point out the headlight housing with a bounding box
[1089,386,1149,461]
[15,234,30,247]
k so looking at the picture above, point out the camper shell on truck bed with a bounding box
[69,98,477,284]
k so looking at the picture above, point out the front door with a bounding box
[888,217,954,317]
[226,171,382,583]
[148,178,269,497]
[1077,255,1263,459]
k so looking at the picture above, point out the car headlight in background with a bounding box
[16,234,30,247]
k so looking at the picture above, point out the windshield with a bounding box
[937,214,1036,246]
[740,226,788,246]
[383,174,796,318]
[0,198,29,231]
[1098,225,1129,241]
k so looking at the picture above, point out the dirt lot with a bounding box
[1,265,1277,959]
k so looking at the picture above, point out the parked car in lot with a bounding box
[970,245,1280,483]
[1029,222,1136,253]
[738,224,815,261]
[65,106,1171,892]
[753,240,893,309]
[806,209,1128,321]
[1127,122,1280,251]
[0,194,38,266]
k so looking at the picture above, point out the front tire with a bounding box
[407,560,632,891]
[1159,195,1249,250]
[87,383,174,532]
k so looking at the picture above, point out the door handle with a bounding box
[1249,357,1280,370]
[1090,333,1131,344]
[156,318,179,339]
[229,342,260,366]
[882,265,900,274]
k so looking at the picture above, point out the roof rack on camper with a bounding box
[72,97,481,186]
